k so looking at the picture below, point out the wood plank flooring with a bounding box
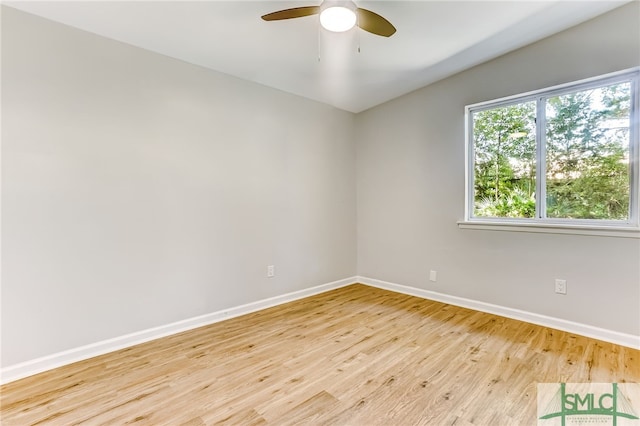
[1,284,638,425]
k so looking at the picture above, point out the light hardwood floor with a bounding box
[1,284,638,425]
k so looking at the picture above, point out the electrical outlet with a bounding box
[429,270,437,282]
[267,265,275,278]
[555,279,567,295]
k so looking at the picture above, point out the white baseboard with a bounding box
[357,276,640,350]
[0,277,357,385]
[3,275,638,385]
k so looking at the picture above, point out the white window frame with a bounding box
[461,68,640,238]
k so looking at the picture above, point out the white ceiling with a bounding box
[6,0,630,113]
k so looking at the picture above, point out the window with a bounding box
[465,69,639,232]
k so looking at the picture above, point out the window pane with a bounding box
[545,83,631,220]
[473,101,537,218]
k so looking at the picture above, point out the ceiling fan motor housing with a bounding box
[320,0,357,14]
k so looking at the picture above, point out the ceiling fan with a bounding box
[261,0,396,37]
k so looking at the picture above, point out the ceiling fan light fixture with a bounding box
[320,6,356,32]
[262,0,395,38]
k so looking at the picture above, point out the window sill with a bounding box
[457,220,640,239]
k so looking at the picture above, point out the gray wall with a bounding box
[356,2,640,335]
[3,2,639,369]
[1,7,357,367]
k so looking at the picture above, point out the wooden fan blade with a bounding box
[261,6,320,21]
[356,8,396,37]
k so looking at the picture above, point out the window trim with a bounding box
[463,68,640,235]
